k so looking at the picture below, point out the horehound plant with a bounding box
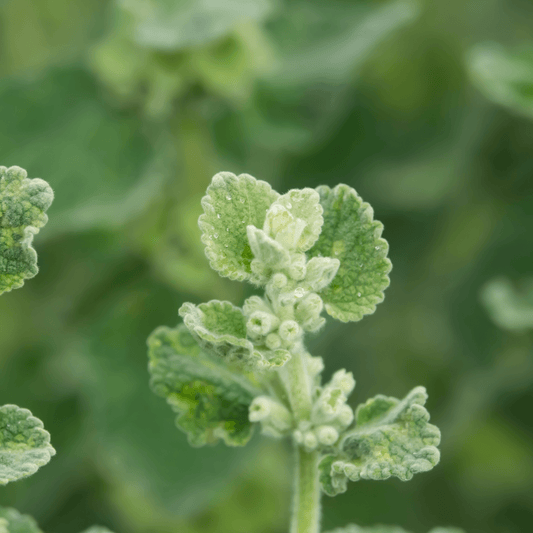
[148,172,448,533]
[0,166,111,533]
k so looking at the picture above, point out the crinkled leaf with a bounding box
[0,404,56,485]
[468,43,533,120]
[0,507,43,533]
[319,387,440,496]
[180,300,255,366]
[308,184,391,322]
[199,172,279,282]
[264,188,323,252]
[480,277,533,331]
[121,0,273,51]
[148,323,260,447]
[0,166,53,295]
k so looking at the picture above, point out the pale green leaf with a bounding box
[148,323,260,446]
[180,300,289,370]
[263,188,324,252]
[180,300,255,366]
[199,172,279,282]
[308,184,391,322]
[0,166,53,295]
[121,0,273,51]
[468,43,533,120]
[0,404,56,485]
[0,507,43,533]
[480,277,533,331]
[247,226,291,270]
[319,387,440,496]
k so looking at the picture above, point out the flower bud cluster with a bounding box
[293,369,355,452]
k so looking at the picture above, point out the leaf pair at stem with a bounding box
[147,172,441,509]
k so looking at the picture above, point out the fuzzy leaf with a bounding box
[264,188,324,252]
[0,405,56,485]
[0,166,53,295]
[247,226,291,269]
[121,0,273,51]
[0,507,43,533]
[308,184,391,322]
[319,387,440,496]
[199,172,279,282]
[148,323,260,447]
[468,43,533,120]
[180,300,255,366]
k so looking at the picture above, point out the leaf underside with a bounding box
[0,166,54,295]
[319,387,440,496]
[148,323,259,447]
[308,184,391,322]
[199,172,279,282]
[0,404,56,485]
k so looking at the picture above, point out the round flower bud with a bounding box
[265,332,282,350]
[337,404,354,427]
[247,311,279,336]
[272,272,288,289]
[303,431,318,451]
[317,425,339,446]
[278,320,301,342]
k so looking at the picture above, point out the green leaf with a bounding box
[0,68,158,237]
[121,0,273,51]
[468,43,533,120]
[0,166,53,295]
[264,188,323,252]
[179,300,257,367]
[148,323,260,447]
[0,507,43,533]
[0,404,56,485]
[199,172,279,282]
[247,226,290,270]
[480,277,533,331]
[319,387,440,496]
[308,184,391,322]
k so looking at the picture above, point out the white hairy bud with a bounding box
[247,311,280,336]
[317,425,339,446]
[278,320,301,342]
[265,332,282,350]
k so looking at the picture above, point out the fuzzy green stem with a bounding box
[280,342,321,533]
[280,342,313,420]
[291,447,321,533]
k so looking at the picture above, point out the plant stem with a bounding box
[281,343,321,533]
[291,447,321,533]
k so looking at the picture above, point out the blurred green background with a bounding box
[1,0,533,532]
